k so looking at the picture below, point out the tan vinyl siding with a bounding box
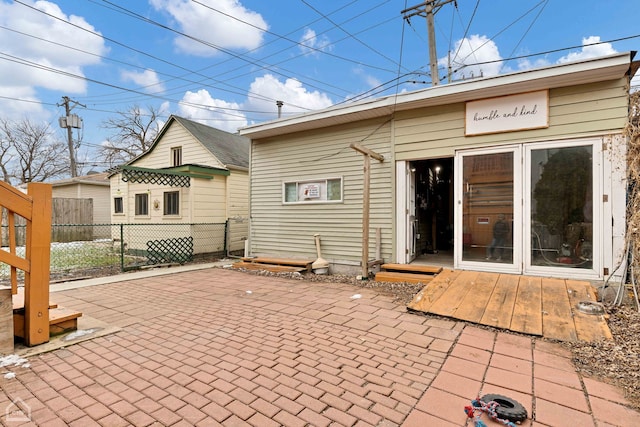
[110,174,128,224]
[135,123,224,169]
[53,184,110,224]
[226,170,249,219]
[191,176,227,223]
[52,186,80,198]
[226,170,249,252]
[394,78,629,160]
[250,119,394,263]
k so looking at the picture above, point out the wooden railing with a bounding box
[0,181,52,346]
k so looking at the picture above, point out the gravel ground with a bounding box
[565,304,640,410]
[235,268,640,411]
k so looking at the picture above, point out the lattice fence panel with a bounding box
[146,236,194,265]
[122,168,191,187]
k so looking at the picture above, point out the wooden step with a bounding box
[13,307,83,339]
[233,261,305,273]
[12,292,58,312]
[241,257,313,271]
[375,271,436,285]
[380,263,443,275]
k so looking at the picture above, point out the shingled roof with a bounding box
[172,116,249,169]
[128,115,250,170]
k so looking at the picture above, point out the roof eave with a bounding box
[239,52,634,140]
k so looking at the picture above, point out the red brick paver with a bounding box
[1,267,638,426]
[0,268,461,426]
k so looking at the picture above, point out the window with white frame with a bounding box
[135,193,149,216]
[113,197,123,214]
[283,178,342,203]
[171,146,182,166]
[164,191,180,215]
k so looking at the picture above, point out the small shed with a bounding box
[109,115,250,257]
[240,52,638,282]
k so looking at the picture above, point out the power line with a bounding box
[11,0,331,109]
[94,0,397,101]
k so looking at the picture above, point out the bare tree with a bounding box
[99,105,161,167]
[0,131,13,182]
[0,118,69,184]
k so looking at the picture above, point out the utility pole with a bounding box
[58,96,85,177]
[402,0,457,86]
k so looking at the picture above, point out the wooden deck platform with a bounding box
[407,269,612,342]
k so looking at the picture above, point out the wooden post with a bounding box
[0,288,13,354]
[350,144,384,279]
[362,153,371,278]
[24,183,52,346]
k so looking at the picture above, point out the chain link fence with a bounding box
[1,220,247,284]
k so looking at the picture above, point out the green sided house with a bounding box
[240,51,638,282]
[109,115,250,260]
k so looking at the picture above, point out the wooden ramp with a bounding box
[407,270,612,342]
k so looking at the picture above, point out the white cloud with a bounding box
[244,74,333,120]
[178,89,248,133]
[120,69,165,94]
[0,86,46,118]
[557,36,617,64]
[298,28,332,56]
[440,35,503,82]
[149,0,267,56]
[514,57,552,72]
[0,0,107,119]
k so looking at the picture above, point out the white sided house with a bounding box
[240,52,639,282]
[109,115,250,258]
[49,172,111,226]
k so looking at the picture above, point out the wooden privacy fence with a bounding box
[0,181,52,347]
[1,198,93,245]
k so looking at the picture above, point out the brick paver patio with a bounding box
[1,267,638,426]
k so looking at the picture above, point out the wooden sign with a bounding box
[465,90,549,136]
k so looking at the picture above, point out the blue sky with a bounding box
[1,0,638,172]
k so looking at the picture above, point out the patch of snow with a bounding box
[350,294,362,299]
[63,329,97,341]
[4,372,16,379]
[0,355,28,368]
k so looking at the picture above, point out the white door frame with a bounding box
[408,164,417,262]
[454,145,522,274]
[523,137,602,279]
[395,161,408,263]
[453,138,602,279]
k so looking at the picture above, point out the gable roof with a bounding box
[133,115,250,169]
[240,51,636,140]
[172,116,249,169]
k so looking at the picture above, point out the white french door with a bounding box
[523,139,601,278]
[455,138,601,278]
[407,164,417,261]
[455,146,522,273]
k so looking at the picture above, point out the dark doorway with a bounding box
[412,158,454,264]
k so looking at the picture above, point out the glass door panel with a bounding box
[459,149,518,268]
[528,145,594,271]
